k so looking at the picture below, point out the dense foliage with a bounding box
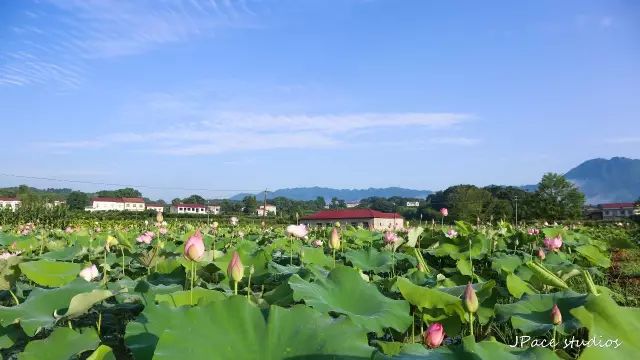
[0,217,637,359]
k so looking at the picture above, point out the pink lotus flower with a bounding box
[65,226,74,234]
[440,208,448,217]
[445,229,458,239]
[527,228,540,236]
[228,251,244,282]
[159,227,168,235]
[312,239,323,247]
[384,231,398,245]
[543,236,562,252]
[79,264,99,282]
[0,251,21,260]
[136,231,155,245]
[286,224,308,239]
[537,248,546,260]
[424,323,445,348]
[184,229,205,261]
[551,304,562,325]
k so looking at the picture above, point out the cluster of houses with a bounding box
[84,197,277,216]
[585,202,640,220]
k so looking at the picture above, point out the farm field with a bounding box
[0,217,638,359]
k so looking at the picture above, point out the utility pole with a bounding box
[514,195,519,227]
[263,189,268,223]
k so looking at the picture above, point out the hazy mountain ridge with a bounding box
[230,187,433,202]
[564,157,640,204]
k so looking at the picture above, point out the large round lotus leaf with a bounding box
[40,245,84,261]
[155,287,226,307]
[0,279,95,336]
[18,260,82,287]
[386,336,559,359]
[130,296,374,360]
[495,291,588,335]
[299,246,333,268]
[289,266,412,335]
[17,327,100,360]
[575,245,611,268]
[571,293,640,360]
[396,277,464,320]
[87,345,116,360]
[506,273,537,299]
[345,248,393,273]
[0,255,22,290]
[491,254,523,274]
[54,289,116,320]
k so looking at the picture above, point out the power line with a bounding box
[0,172,265,193]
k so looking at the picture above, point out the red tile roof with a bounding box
[122,197,145,203]
[301,209,403,220]
[146,203,164,207]
[599,202,636,209]
[174,203,206,208]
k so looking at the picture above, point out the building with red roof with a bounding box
[598,202,638,220]
[300,208,403,230]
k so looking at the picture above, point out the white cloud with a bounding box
[0,1,259,88]
[430,137,481,146]
[605,137,640,144]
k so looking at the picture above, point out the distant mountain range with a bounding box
[564,157,640,204]
[229,187,433,202]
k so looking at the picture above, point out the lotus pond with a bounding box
[0,218,638,359]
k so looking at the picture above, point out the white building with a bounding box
[170,203,207,214]
[345,201,360,208]
[146,203,165,213]
[0,197,21,211]
[599,202,639,220]
[406,201,420,207]
[256,204,277,216]
[207,205,221,215]
[85,197,146,212]
[301,209,404,230]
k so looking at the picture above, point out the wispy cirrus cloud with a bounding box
[0,0,259,88]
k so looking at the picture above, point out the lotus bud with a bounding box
[537,248,546,261]
[440,208,448,217]
[551,304,562,325]
[329,227,341,250]
[156,212,163,223]
[212,221,219,229]
[424,323,445,348]
[334,221,341,228]
[184,229,205,261]
[463,282,479,313]
[228,251,244,282]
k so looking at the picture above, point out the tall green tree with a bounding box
[182,194,206,204]
[242,195,258,215]
[66,191,90,210]
[531,173,585,220]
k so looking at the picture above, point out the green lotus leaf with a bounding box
[406,227,424,248]
[17,327,100,360]
[575,245,611,268]
[129,296,374,360]
[54,289,116,320]
[456,258,472,277]
[40,245,85,261]
[506,273,537,299]
[155,287,226,307]
[289,266,411,334]
[0,279,95,336]
[18,260,82,287]
[385,336,559,359]
[491,254,523,274]
[87,345,116,360]
[571,293,640,359]
[0,323,26,350]
[0,254,22,290]
[345,248,393,273]
[299,246,334,268]
[495,291,587,335]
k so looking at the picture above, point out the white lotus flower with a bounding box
[286,224,308,238]
[79,264,99,281]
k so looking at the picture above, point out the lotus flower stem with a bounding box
[120,246,126,277]
[234,280,238,295]
[332,248,336,268]
[411,312,415,343]
[97,311,102,336]
[290,236,293,266]
[190,261,195,305]
[247,271,252,300]
[552,325,557,351]
[468,312,474,337]
[8,289,19,305]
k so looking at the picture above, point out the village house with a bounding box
[0,197,22,211]
[170,203,207,214]
[85,197,146,212]
[300,209,404,230]
[599,202,639,220]
[256,204,277,216]
[207,205,221,215]
[146,203,165,213]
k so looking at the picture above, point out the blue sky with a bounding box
[0,0,638,200]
